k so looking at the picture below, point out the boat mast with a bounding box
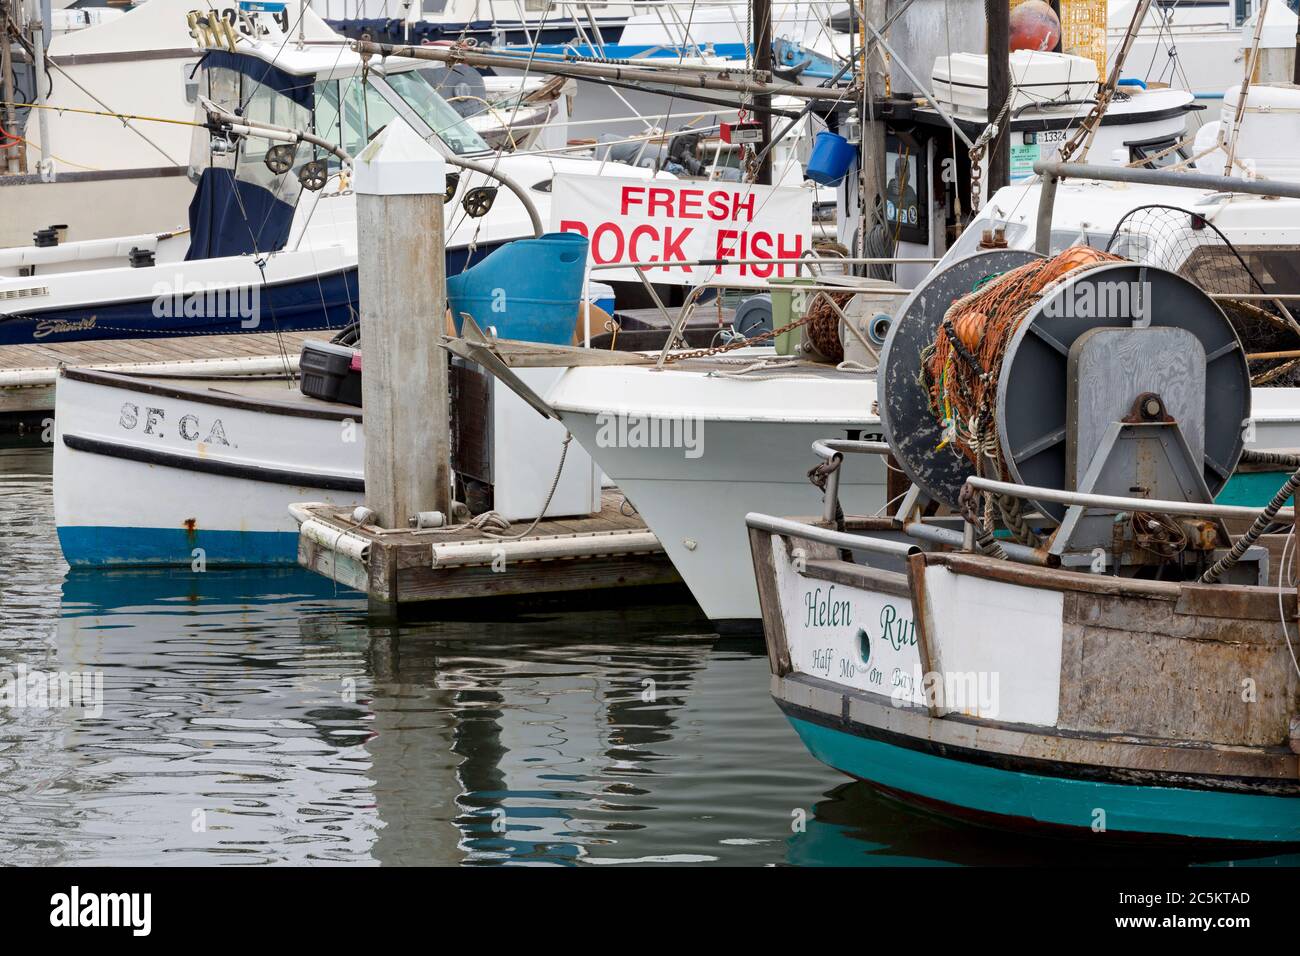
[1224,0,1270,175]
[753,0,773,183]
[26,0,50,173]
[985,0,1009,195]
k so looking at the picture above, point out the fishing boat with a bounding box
[52,229,601,567]
[0,0,563,246]
[320,0,641,47]
[747,169,1300,840]
[0,2,661,346]
[1108,0,1298,100]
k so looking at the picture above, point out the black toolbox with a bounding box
[299,340,362,407]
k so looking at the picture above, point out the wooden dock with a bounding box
[293,491,685,614]
[0,329,321,416]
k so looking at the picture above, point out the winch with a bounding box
[879,248,1257,578]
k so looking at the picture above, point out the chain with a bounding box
[967,93,1011,215]
[661,311,813,364]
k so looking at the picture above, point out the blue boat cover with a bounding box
[199,50,315,109]
[185,168,296,260]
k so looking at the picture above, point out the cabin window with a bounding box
[382,70,490,155]
[237,79,313,201]
[240,79,312,168]
[1216,247,1300,297]
[339,77,402,157]
[314,79,346,166]
[422,0,449,10]
[883,134,928,245]
[189,65,240,178]
[1047,228,1109,253]
[182,61,201,104]
[1127,135,1188,170]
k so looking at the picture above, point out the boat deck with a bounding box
[295,490,686,612]
[0,329,322,416]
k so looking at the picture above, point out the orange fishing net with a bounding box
[921,246,1125,478]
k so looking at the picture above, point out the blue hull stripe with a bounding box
[58,526,301,568]
[786,715,1300,843]
[1,243,501,345]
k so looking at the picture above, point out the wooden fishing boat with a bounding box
[750,508,1300,842]
[747,204,1300,843]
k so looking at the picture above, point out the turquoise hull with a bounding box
[786,713,1300,844]
[1217,470,1295,508]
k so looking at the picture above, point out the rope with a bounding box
[920,248,1126,479]
[424,434,573,540]
[1201,461,1300,584]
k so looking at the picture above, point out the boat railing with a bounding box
[965,475,1296,524]
[810,438,890,523]
[786,438,1293,568]
[744,512,921,559]
[1033,159,1300,256]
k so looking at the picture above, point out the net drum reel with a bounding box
[880,249,1044,506]
[881,251,1255,576]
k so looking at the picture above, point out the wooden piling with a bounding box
[354,121,452,540]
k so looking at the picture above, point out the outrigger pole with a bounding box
[350,39,856,102]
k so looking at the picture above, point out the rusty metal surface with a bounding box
[1058,589,1300,747]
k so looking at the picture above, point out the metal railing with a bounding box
[965,475,1296,523]
[745,512,921,559]
[811,438,890,523]
[1033,159,1300,256]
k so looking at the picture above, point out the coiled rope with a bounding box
[920,247,1127,540]
[1201,449,1300,584]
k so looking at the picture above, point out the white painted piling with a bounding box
[353,120,452,532]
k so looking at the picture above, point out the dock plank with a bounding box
[0,330,321,415]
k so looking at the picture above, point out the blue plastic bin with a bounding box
[447,232,589,343]
[806,131,855,186]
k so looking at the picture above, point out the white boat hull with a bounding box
[547,358,886,621]
[53,367,365,567]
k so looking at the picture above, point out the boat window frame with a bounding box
[367,69,494,159]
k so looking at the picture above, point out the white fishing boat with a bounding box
[52,358,599,567]
[0,0,567,246]
[0,4,661,346]
[53,365,366,566]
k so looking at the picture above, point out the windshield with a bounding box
[382,70,489,155]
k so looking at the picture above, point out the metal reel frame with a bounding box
[995,263,1251,522]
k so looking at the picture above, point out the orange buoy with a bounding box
[1010,0,1061,53]
[954,311,986,352]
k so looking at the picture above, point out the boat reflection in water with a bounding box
[11,557,1293,866]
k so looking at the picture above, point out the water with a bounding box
[2,445,1296,866]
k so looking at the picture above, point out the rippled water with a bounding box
[2,445,1296,866]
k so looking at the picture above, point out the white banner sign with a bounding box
[551,174,813,285]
